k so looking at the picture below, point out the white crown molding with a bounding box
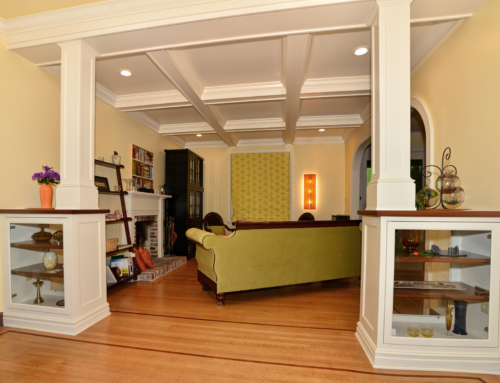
[202,81,286,104]
[411,20,461,73]
[0,17,5,35]
[115,89,189,111]
[301,76,371,97]
[225,118,285,132]
[297,114,363,128]
[342,127,357,143]
[294,136,344,145]
[124,111,160,133]
[163,135,187,148]
[4,0,366,49]
[159,122,212,135]
[237,138,285,147]
[96,83,118,107]
[185,140,228,149]
[365,3,378,26]
[360,103,371,123]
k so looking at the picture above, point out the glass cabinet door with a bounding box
[9,222,65,309]
[386,222,495,346]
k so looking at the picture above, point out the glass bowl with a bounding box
[443,187,465,209]
[436,171,461,194]
[416,186,440,209]
[421,325,435,338]
[407,324,420,337]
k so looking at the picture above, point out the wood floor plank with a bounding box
[1,258,497,382]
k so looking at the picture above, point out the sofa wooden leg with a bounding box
[216,294,226,306]
[200,281,211,291]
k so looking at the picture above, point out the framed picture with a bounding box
[94,176,110,191]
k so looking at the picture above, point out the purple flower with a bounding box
[32,166,60,185]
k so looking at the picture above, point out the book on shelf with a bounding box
[110,258,130,277]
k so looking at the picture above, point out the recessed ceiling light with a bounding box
[196,134,202,137]
[120,70,132,76]
[353,46,369,56]
[319,128,325,132]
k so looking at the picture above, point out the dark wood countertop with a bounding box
[0,208,110,215]
[357,210,500,218]
[235,220,361,230]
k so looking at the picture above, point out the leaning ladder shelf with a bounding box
[95,159,141,287]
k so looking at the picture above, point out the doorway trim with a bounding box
[349,96,434,219]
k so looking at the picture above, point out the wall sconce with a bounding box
[304,174,316,210]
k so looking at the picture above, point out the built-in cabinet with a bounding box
[165,149,204,259]
[356,211,500,375]
[0,210,111,335]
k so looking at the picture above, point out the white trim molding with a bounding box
[185,140,227,149]
[116,89,189,111]
[301,76,371,98]
[237,138,285,147]
[159,122,212,135]
[203,81,286,104]
[96,83,118,107]
[124,111,160,133]
[297,114,363,128]
[225,118,285,132]
[294,136,344,145]
[411,20,461,73]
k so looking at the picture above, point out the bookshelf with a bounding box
[132,144,154,190]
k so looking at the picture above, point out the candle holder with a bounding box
[418,147,464,209]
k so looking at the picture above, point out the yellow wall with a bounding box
[411,0,500,210]
[0,33,180,312]
[95,99,181,216]
[191,143,346,222]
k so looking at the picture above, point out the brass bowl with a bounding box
[32,227,52,242]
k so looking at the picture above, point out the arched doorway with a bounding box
[350,96,433,218]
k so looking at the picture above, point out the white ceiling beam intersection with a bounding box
[282,34,312,145]
[296,114,363,128]
[146,49,236,146]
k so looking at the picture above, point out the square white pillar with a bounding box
[56,40,99,210]
[366,0,416,211]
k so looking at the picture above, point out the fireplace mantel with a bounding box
[124,191,171,257]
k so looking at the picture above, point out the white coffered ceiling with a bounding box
[3,0,486,148]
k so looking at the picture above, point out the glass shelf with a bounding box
[9,223,65,309]
[391,229,491,341]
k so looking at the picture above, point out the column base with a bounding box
[366,179,416,211]
[4,303,110,336]
[56,184,99,210]
[356,321,500,375]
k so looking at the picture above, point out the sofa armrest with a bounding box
[186,228,215,245]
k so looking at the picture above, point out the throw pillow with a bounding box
[139,247,154,269]
[207,225,226,235]
[132,247,146,272]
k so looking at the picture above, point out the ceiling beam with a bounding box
[282,34,312,145]
[146,50,236,147]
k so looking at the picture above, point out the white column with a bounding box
[56,40,99,210]
[366,0,415,211]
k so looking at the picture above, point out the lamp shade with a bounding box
[304,174,316,210]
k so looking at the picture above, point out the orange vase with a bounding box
[40,184,53,209]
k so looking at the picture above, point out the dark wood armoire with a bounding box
[165,149,204,259]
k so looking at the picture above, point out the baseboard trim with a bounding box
[4,303,110,336]
[356,321,500,375]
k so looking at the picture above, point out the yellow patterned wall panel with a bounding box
[231,152,290,221]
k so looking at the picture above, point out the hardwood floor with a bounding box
[1,259,498,382]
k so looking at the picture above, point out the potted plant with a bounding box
[32,166,60,208]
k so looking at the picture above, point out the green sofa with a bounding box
[186,220,361,305]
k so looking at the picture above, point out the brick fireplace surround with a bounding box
[124,191,170,258]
